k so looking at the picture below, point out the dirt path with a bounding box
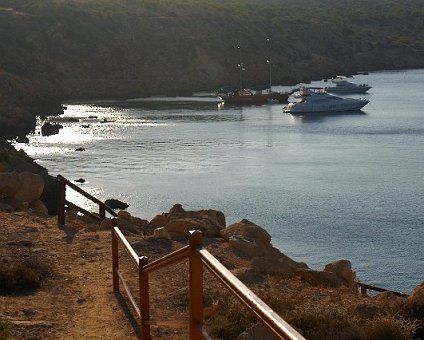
[1,212,137,339]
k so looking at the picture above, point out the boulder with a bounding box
[150,204,226,239]
[251,257,295,278]
[0,202,14,212]
[130,216,149,229]
[165,218,221,238]
[229,236,267,258]
[295,268,346,288]
[41,122,63,136]
[99,217,113,230]
[14,172,44,203]
[28,199,48,217]
[221,220,283,259]
[407,280,424,318]
[150,213,168,228]
[0,171,21,198]
[221,219,271,244]
[105,198,129,210]
[2,197,28,211]
[153,227,171,240]
[117,217,141,234]
[117,210,132,221]
[324,260,356,288]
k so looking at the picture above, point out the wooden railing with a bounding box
[57,175,117,226]
[112,224,305,340]
[357,282,408,297]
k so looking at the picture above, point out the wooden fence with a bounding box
[112,224,305,340]
[56,174,408,338]
[57,174,117,226]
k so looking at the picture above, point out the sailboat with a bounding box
[218,41,292,105]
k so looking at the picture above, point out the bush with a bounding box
[0,259,51,294]
[204,294,255,339]
[0,320,11,339]
[286,301,359,340]
[363,315,418,340]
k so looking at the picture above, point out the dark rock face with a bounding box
[41,123,63,136]
[105,198,129,210]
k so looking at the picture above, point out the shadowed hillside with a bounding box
[0,0,423,136]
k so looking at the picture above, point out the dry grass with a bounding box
[204,292,255,339]
[0,258,51,294]
[0,320,11,340]
[362,315,418,340]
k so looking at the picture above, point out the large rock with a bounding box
[295,268,346,288]
[28,199,49,217]
[153,227,171,240]
[221,219,271,244]
[105,198,129,210]
[41,122,63,136]
[408,280,424,318]
[149,204,226,240]
[324,260,356,288]
[14,172,44,203]
[251,257,296,277]
[221,219,283,259]
[0,171,20,197]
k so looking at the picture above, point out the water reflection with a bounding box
[289,110,366,123]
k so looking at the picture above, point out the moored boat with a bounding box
[283,87,369,113]
[325,76,371,94]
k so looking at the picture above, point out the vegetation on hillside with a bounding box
[0,0,423,136]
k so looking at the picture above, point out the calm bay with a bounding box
[19,69,424,293]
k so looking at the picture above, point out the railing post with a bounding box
[99,205,106,220]
[189,230,204,340]
[57,175,66,226]
[112,223,119,293]
[139,256,150,340]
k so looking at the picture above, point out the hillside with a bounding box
[0,0,424,137]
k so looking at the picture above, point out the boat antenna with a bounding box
[267,37,272,93]
[237,46,245,90]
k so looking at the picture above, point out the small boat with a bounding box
[218,89,268,105]
[325,76,371,94]
[218,88,292,105]
[283,87,369,113]
[218,42,292,105]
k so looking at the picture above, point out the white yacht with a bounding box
[325,76,371,94]
[283,87,369,113]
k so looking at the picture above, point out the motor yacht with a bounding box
[283,87,369,113]
[325,76,371,94]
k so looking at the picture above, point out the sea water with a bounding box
[19,69,424,293]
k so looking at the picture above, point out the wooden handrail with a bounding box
[57,174,117,226]
[197,247,303,340]
[357,282,408,297]
[111,227,305,340]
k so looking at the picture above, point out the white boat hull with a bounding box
[284,98,369,113]
[325,85,371,94]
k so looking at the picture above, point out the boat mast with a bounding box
[267,37,272,93]
[237,46,245,90]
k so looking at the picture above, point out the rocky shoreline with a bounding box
[1,135,423,338]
